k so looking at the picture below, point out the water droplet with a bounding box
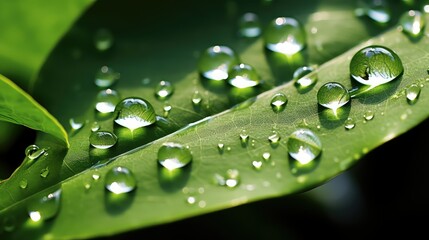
[95,89,121,113]
[69,118,85,130]
[350,45,403,88]
[20,179,28,189]
[92,174,100,181]
[252,160,263,170]
[25,145,46,160]
[227,63,260,88]
[270,93,288,113]
[344,118,356,130]
[287,128,322,164]
[197,45,240,81]
[105,166,137,194]
[238,12,261,38]
[91,122,100,132]
[263,17,306,55]
[94,28,114,51]
[186,196,197,205]
[2,216,16,232]
[192,91,203,106]
[213,173,226,186]
[157,142,192,171]
[364,110,375,121]
[95,66,120,88]
[163,104,172,117]
[239,129,249,146]
[114,97,156,131]
[400,10,425,38]
[268,131,281,147]
[217,142,225,154]
[225,169,240,188]
[361,0,391,24]
[317,82,350,113]
[262,152,271,161]
[293,66,317,90]
[40,167,49,178]
[154,81,174,100]
[27,188,61,222]
[89,130,118,149]
[406,83,421,104]
[84,183,91,190]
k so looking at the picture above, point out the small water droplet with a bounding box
[158,142,192,170]
[91,122,100,132]
[361,0,391,24]
[25,145,46,160]
[270,93,288,113]
[40,167,49,178]
[264,17,306,55]
[213,173,226,186]
[105,166,137,194]
[2,216,16,232]
[239,129,249,147]
[192,91,203,106]
[400,10,425,38]
[197,45,239,81]
[89,131,118,149]
[252,160,263,170]
[364,110,374,120]
[317,82,350,113]
[92,174,100,181]
[293,66,317,90]
[350,45,403,88]
[225,169,240,188]
[69,118,85,130]
[186,196,196,205]
[262,152,271,161]
[94,28,114,51]
[238,12,261,38]
[155,81,174,100]
[95,66,120,88]
[84,183,91,190]
[95,89,121,113]
[114,97,156,131]
[344,118,356,130]
[217,142,225,154]
[27,188,61,222]
[406,83,421,104]
[198,200,206,208]
[268,131,281,147]
[20,179,28,189]
[163,103,172,117]
[228,63,260,88]
[287,128,322,164]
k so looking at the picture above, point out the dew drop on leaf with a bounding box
[263,17,306,55]
[40,167,49,178]
[197,45,239,81]
[89,131,118,149]
[154,81,174,100]
[27,188,61,222]
[406,83,421,104]
[227,63,260,88]
[287,128,322,165]
[317,82,350,113]
[192,90,203,106]
[238,12,261,38]
[364,110,375,121]
[19,179,28,189]
[94,28,114,51]
[105,166,137,194]
[344,117,356,130]
[270,93,288,113]
[293,66,317,90]
[157,142,192,171]
[95,89,121,113]
[114,97,156,131]
[94,66,120,88]
[399,10,425,38]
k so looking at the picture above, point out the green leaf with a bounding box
[0,74,69,147]
[1,0,424,239]
[0,0,95,90]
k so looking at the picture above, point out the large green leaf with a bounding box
[0,75,69,147]
[0,0,95,90]
[1,0,425,239]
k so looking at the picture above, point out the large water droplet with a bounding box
[406,83,421,104]
[95,66,120,88]
[264,17,306,55]
[287,128,322,164]
[227,63,260,88]
[105,166,137,194]
[25,145,46,161]
[350,45,403,88]
[95,89,121,113]
[27,188,61,222]
[114,97,156,130]
[89,131,118,149]
[270,93,288,113]
[157,142,192,171]
[155,81,174,100]
[94,28,114,51]
[400,10,425,38]
[293,66,317,90]
[317,82,350,113]
[197,45,240,81]
[238,12,262,38]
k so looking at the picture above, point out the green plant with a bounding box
[1,0,429,239]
